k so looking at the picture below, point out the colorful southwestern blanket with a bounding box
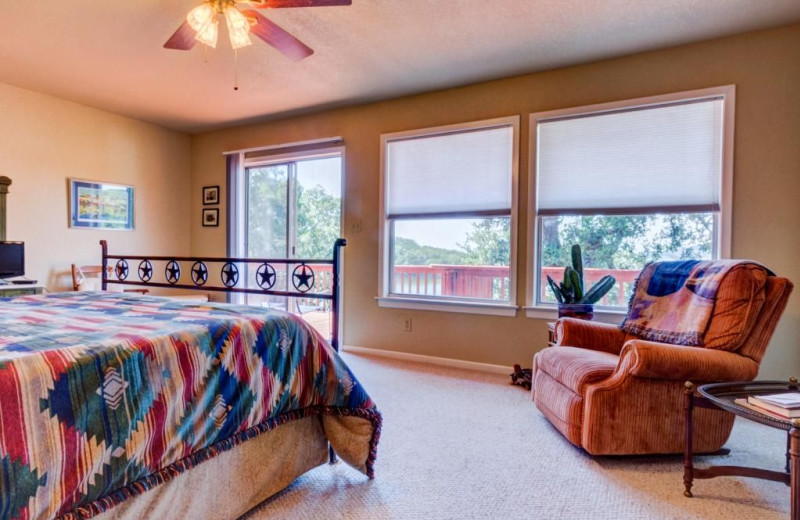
[621,260,773,346]
[0,292,381,520]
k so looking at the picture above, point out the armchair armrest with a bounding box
[555,318,626,355]
[618,339,759,382]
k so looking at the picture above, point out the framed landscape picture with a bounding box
[69,179,134,230]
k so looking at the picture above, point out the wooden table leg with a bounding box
[329,444,338,464]
[684,381,695,498]
[791,423,799,520]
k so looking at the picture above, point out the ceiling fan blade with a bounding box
[247,0,351,8]
[242,10,314,61]
[164,21,197,50]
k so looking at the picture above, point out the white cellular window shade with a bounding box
[386,125,514,218]
[536,97,724,215]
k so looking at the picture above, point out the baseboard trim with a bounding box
[341,345,512,375]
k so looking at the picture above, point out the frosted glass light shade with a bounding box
[386,125,514,218]
[225,7,253,50]
[187,3,216,32]
[536,97,725,215]
[194,18,219,48]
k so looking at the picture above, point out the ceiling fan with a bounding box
[164,0,352,62]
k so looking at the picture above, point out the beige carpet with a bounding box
[242,353,791,519]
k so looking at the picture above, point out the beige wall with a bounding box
[191,24,800,378]
[0,82,192,291]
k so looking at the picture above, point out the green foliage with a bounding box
[542,214,712,269]
[542,216,647,269]
[246,166,341,260]
[296,185,341,259]
[247,166,288,258]
[547,244,616,304]
[459,218,510,266]
[393,217,509,267]
[393,237,467,265]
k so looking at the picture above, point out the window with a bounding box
[378,117,519,316]
[527,86,734,315]
[227,141,344,338]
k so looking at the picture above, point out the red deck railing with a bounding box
[390,264,640,306]
[248,263,640,307]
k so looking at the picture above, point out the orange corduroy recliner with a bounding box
[532,266,793,455]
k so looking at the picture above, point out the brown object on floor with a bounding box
[510,364,532,390]
[71,264,148,294]
[532,269,793,455]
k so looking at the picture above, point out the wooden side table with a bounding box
[547,321,557,347]
[684,379,799,519]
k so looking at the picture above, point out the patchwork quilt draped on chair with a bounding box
[621,260,774,346]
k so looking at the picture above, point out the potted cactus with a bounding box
[546,244,616,320]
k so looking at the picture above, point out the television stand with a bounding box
[0,284,44,297]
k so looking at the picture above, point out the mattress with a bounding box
[0,292,381,520]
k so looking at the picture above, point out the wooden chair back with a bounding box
[71,265,110,291]
[71,264,150,294]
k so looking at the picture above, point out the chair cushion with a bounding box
[535,346,619,395]
[703,264,768,351]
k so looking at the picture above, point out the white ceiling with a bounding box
[0,1,798,133]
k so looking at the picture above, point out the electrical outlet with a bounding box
[403,318,412,332]
[349,219,363,234]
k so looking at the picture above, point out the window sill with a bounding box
[524,306,626,324]
[377,297,518,317]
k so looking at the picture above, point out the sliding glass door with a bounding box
[246,164,289,259]
[238,151,343,340]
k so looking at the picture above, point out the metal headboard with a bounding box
[99,239,346,351]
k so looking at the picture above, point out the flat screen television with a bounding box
[0,242,24,279]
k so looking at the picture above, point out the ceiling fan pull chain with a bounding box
[234,49,239,91]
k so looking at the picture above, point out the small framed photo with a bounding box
[202,208,219,227]
[203,186,220,205]
[68,179,135,230]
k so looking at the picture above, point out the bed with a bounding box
[0,240,381,520]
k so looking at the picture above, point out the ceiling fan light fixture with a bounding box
[186,3,216,32]
[195,17,219,48]
[225,7,253,50]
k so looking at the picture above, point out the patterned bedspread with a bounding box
[0,292,381,520]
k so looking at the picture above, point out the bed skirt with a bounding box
[86,416,328,520]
